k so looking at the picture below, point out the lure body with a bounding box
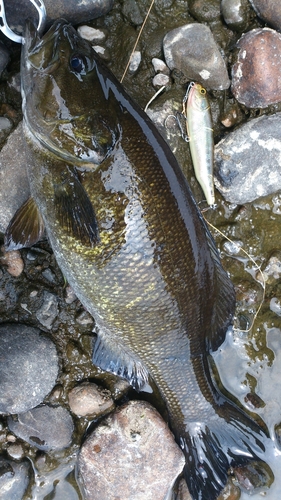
[183,82,215,205]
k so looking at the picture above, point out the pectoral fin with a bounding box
[93,333,152,393]
[5,197,45,250]
[54,172,99,247]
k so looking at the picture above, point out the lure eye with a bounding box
[200,87,206,95]
[70,55,87,74]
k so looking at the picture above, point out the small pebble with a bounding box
[78,401,184,500]
[152,73,170,88]
[249,0,281,31]
[0,246,24,277]
[77,25,107,43]
[0,324,59,414]
[36,291,59,329]
[8,405,74,452]
[163,24,230,90]
[68,381,115,418]
[92,45,110,60]
[270,297,281,317]
[128,51,141,73]
[188,0,221,22]
[7,443,25,460]
[65,286,77,304]
[233,461,274,493]
[152,57,170,75]
[232,28,281,108]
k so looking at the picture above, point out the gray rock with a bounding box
[152,57,170,75]
[78,400,184,500]
[214,113,281,204]
[152,73,170,87]
[5,0,114,33]
[36,291,59,329]
[8,405,74,451]
[128,51,142,74]
[0,122,30,234]
[188,0,221,23]
[221,0,253,31]
[0,324,59,414]
[68,381,115,418]
[163,24,230,90]
[77,25,107,43]
[249,0,281,31]
[0,457,31,499]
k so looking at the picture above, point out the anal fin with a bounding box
[93,333,152,393]
[5,197,45,250]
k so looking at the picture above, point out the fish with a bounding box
[5,19,271,500]
[183,82,215,206]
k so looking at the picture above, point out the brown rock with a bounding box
[78,400,185,500]
[0,246,24,277]
[249,0,281,31]
[232,28,281,108]
[68,381,115,418]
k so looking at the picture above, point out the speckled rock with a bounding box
[5,0,114,32]
[68,381,115,418]
[78,400,185,500]
[221,0,252,31]
[0,324,59,415]
[214,113,281,204]
[189,0,221,23]
[249,0,281,31]
[232,28,281,108]
[163,24,230,90]
[8,405,74,451]
[0,122,30,234]
[0,457,31,499]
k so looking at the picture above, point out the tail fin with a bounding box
[178,409,270,500]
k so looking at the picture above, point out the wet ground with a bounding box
[0,1,281,499]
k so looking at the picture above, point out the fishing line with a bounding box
[204,216,266,334]
[120,0,155,83]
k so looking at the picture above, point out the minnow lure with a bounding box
[183,82,215,206]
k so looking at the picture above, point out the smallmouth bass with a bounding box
[5,19,271,500]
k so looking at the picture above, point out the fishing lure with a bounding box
[183,82,215,206]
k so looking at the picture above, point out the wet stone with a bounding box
[68,381,115,418]
[77,25,107,43]
[5,0,114,33]
[152,73,170,87]
[214,113,281,204]
[128,51,141,74]
[221,0,253,31]
[0,324,59,415]
[0,122,30,234]
[0,246,24,277]
[8,405,74,452]
[152,57,169,75]
[78,400,184,500]
[188,0,221,23]
[163,24,230,90]
[36,291,59,329]
[233,461,274,494]
[249,0,281,31]
[0,457,31,499]
[232,28,281,108]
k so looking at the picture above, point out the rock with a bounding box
[233,461,274,494]
[0,246,24,277]
[68,381,115,418]
[214,113,281,204]
[232,28,281,108]
[78,400,184,500]
[0,117,12,142]
[0,324,59,415]
[152,73,170,87]
[0,457,31,499]
[128,51,142,74]
[5,0,114,32]
[221,0,252,31]
[177,478,192,499]
[8,405,74,451]
[0,123,30,234]
[163,24,230,90]
[77,25,107,43]
[249,0,281,31]
[152,57,170,75]
[188,0,221,23]
[35,291,59,329]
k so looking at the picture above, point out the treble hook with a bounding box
[0,0,46,44]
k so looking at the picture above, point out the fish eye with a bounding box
[200,87,206,95]
[70,55,87,74]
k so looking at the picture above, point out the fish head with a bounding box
[21,19,120,165]
[188,83,210,112]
